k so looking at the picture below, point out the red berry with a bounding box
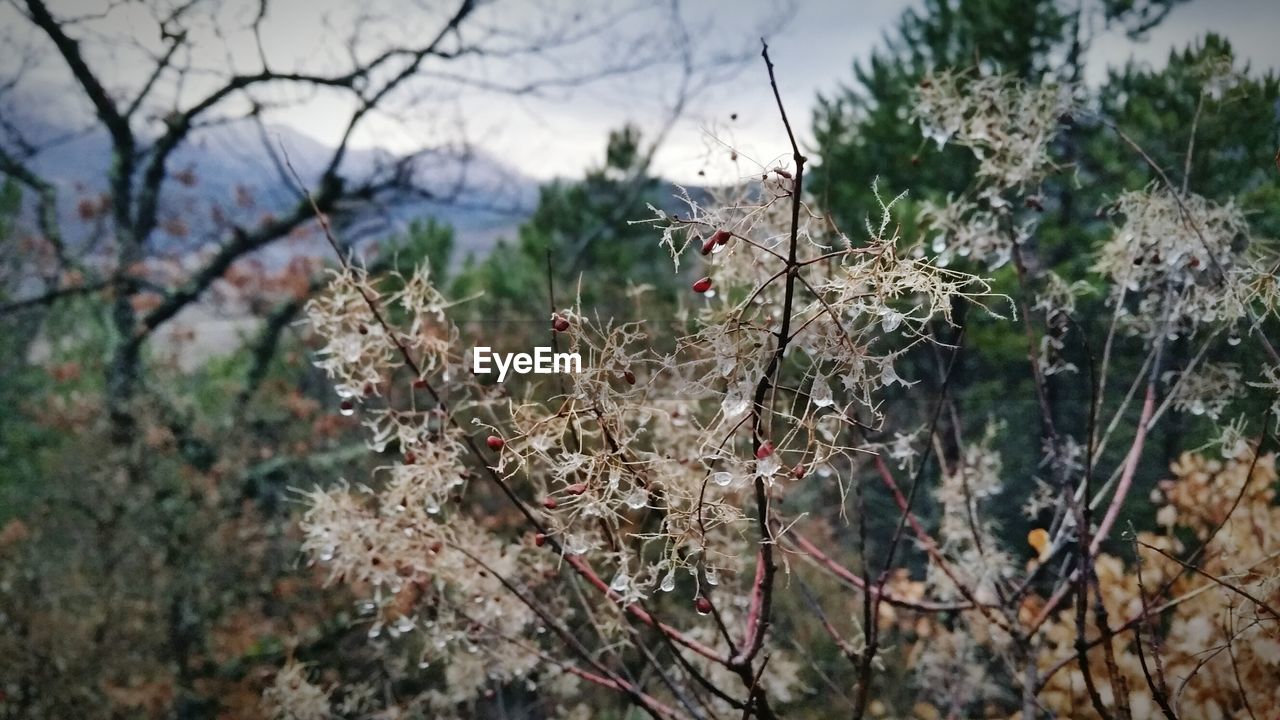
[692,277,712,293]
[792,463,806,479]
[566,482,587,495]
[694,596,712,615]
[711,229,732,246]
[755,441,774,460]
[701,236,718,255]
[543,496,559,510]
[404,451,416,464]
[623,370,637,385]
[534,533,547,547]
[339,399,355,414]
[413,378,428,389]
[552,314,570,332]
[486,435,505,450]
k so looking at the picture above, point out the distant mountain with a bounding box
[15,116,539,266]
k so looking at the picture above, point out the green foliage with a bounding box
[391,218,456,284]
[451,125,672,320]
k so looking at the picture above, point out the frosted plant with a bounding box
[280,49,1280,720]
[261,661,332,720]
[291,122,998,714]
[1095,187,1260,340]
[1163,362,1242,420]
[912,71,1072,269]
[913,70,1071,191]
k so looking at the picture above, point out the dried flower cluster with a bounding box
[273,59,1280,719]
[914,71,1072,268]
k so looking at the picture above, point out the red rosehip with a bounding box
[792,463,806,479]
[755,441,774,460]
[552,314,570,332]
[623,370,637,385]
[486,435,505,450]
[566,482,587,495]
[534,532,547,547]
[413,378,428,389]
[701,236,718,255]
[543,496,559,510]
[692,277,713,293]
[711,229,732,246]
[404,451,416,464]
[694,596,713,615]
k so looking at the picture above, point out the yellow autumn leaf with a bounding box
[1027,528,1051,561]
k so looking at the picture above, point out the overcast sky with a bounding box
[346,0,1279,185]
[5,0,1280,186]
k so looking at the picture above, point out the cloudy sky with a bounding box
[332,0,1280,185]
[5,0,1280,186]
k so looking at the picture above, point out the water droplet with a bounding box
[811,376,834,408]
[660,571,676,593]
[705,568,720,586]
[711,471,733,487]
[756,454,781,478]
[610,573,630,593]
[881,363,903,387]
[565,534,590,555]
[1228,335,1242,346]
[722,381,750,417]
[624,486,647,509]
[881,310,904,333]
[921,121,954,150]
